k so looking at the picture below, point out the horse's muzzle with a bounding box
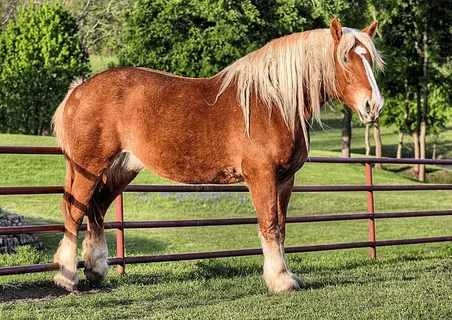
[358,98,384,124]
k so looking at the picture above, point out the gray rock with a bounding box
[0,210,44,254]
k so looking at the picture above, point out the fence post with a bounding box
[366,163,376,259]
[115,193,125,275]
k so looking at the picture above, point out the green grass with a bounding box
[89,54,118,75]
[1,111,452,319]
[1,255,452,319]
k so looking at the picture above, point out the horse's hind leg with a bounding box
[245,167,302,292]
[53,159,103,291]
[82,168,139,284]
[82,154,141,284]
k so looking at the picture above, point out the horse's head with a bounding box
[330,18,384,124]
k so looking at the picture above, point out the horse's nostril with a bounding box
[365,101,371,113]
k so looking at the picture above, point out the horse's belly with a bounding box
[150,163,244,184]
[134,148,243,184]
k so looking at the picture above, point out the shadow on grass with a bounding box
[2,252,450,304]
[0,259,261,304]
[123,258,263,285]
[0,281,69,303]
[0,279,120,304]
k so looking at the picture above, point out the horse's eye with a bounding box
[344,56,349,63]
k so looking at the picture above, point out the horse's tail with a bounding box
[52,78,84,152]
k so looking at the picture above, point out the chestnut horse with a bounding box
[52,18,383,292]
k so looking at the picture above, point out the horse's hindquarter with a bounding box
[64,67,307,184]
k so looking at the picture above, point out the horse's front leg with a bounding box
[277,176,305,289]
[246,169,303,292]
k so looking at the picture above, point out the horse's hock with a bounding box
[0,209,43,254]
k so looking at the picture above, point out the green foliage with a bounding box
[381,86,452,137]
[376,0,452,137]
[60,0,137,54]
[0,245,42,267]
[312,0,371,27]
[0,2,90,135]
[119,0,318,77]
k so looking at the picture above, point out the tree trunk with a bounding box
[365,124,371,156]
[397,131,404,159]
[402,78,417,167]
[432,140,437,160]
[419,122,426,182]
[374,120,382,169]
[413,84,422,175]
[413,131,420,161]
[341,107,352,158]
[419,29,429,182]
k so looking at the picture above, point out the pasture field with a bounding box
[89,54,118,75]
[1,112,452,319]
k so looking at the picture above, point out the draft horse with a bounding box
[52,18,384,292]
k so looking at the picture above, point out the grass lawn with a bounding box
[89,54,118,75]
[1,107,452,318]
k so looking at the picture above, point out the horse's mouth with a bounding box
[358,100,384,124]
[358,109,377,124]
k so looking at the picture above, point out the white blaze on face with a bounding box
[354,46,383,113]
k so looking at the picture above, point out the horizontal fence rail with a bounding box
[1,145,452,276]
[2,236,452,276]
[3,183,452,196]
[1,210,452,235]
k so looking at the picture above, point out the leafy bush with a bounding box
[0,2,90,135]
[0,245,42,267]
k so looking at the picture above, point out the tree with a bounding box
[60,0,137,54]
[0,0,23,30]
[119,0,320,77]
[375,0,452,180]
[0,2,90,135]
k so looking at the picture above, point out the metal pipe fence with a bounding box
[1,146,452,276]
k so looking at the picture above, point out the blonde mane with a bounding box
[217,27,383,147]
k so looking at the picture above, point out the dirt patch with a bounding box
[0,282,68,304]
[0,280,106,304]
[400,167,418,180]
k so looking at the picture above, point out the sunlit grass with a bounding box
[1,110,452,319]
[89,54,118,75]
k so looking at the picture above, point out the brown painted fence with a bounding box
[1,146,452,276]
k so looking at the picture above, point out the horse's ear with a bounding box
[330,18,342,43]
[362,21,378,38]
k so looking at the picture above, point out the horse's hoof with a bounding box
[53,273,78,292]
[84,267,105,285]
[291,273,306,289]
[265,271,304,293]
